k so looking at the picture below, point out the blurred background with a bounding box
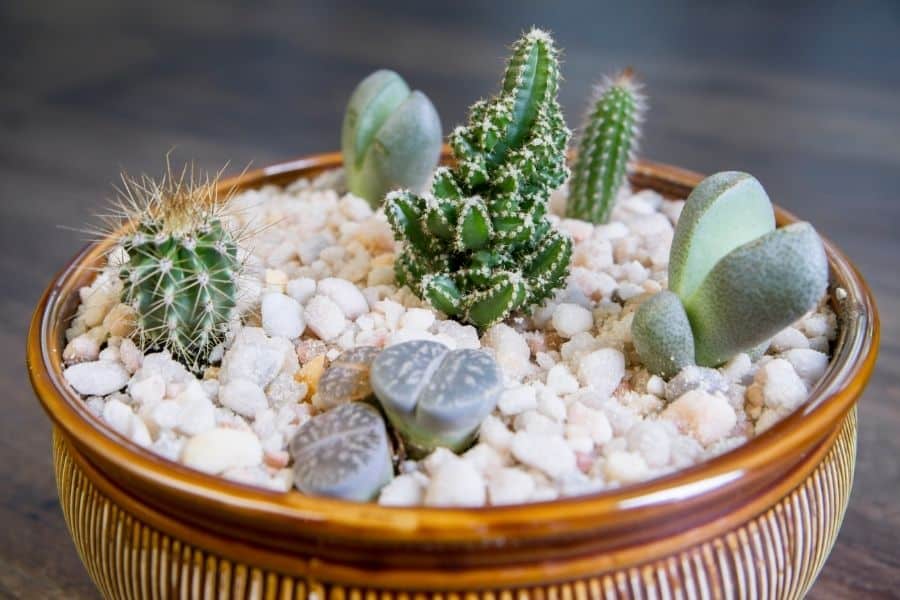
[2,1,898,597]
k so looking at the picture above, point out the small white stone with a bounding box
[770,327,809,352]
[781,349,829,385]
[423,447,458,476]
[551,303,594,338]
[261,292,305,339]
[498,385,537,416]
[424,459,486,507]
[646,375,666,397]
[63,360,129,396]
[174,380,216,436]
[488,468,536,505]
[576,348,625,399]
[721,353,753,384]
[510,432,577,479]
[285,277,317,304]
[626,421,671,468]
[400,307,436,331]
[462,443,507,474]
[130,373,165,406]
[146,399,180,431]
[386,328,439,347]
[800,313,832,338]
[482,323,533,381]
[316,277,369,319]
[118,338,143,374]
[567,401,612,444]
[219,378,269,417]
[479,415,513,451]
[545,364,579,395]
[537,388,567,422]
[514,410,564,436]
[378,474,425,506]
[304,295,348,340]
[63,333,100,364]
[434,320,480,349]
[374,299,405,330]
[604,450,649,484]
[98,346,119,362]
[662,390,737,446]
[753,358,808,411]
[181,428,263,474]
[102,399,151,447]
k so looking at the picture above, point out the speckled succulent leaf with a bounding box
[314,346,380,410]
[567,69,646,224]
[385,29,571,328]
[289,402,394,501]
[342,70,441,206]
[371,340,502,457]
[669,172,775,301]
[687,222,828,367]
[631,291,696,378]
[116,167,240,373]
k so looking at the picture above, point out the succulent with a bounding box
[342,69,442,207]
[370,340,502,457]
[385,29,572,328]
[313,346,380,411]
[632,172,829,375]
[289,402,394,501]
[113,164,242,373]
[567,68,646,224]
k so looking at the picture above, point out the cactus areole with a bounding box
[385,29,573,329]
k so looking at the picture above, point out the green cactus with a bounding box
[115,165,241,372]
[632,172,829,375]
[567,68,646,224]
[385,29,572,329]
[342,69,442,207]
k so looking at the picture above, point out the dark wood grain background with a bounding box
[2,1,898,597]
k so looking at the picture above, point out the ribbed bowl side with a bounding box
[53,409,857,600]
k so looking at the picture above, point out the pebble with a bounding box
[482,324,533,381]
[64,360,129,396]
[488,468,536,505]
[304,295,348,340]
[219,378,269,417]
[662,389,736,446]
[604,450,649,484]
[626,421,671,467]
[378,474,425,506]
[576,348,625,399]
[63,334,100,364]
[498,385,537,416]
[781,349,829,385]
[752,358,808,411]
[181,428,263,474]
[479,415,513,452]
[551,303,594,338]
[130,373,165,406]
[511,432,577,479]
[102,399,151,447]
[545,364,579,395]
[769,327,809,352]
[118,338,143,373]
[261,292,305,339]
[286,277,317,303]
[317,277,369,319]
[424,458,486,507]
[665,365,729,402]
[173,381,216,436]
[220,328,287,387]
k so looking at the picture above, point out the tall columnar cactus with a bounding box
[385,29,572,328]
[114,164,241,372]
[632,172,829,376]
[567,69,645,224]
[342,69,442,207]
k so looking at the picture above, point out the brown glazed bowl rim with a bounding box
[28,152,879,549]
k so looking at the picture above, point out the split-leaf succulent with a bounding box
[370,340,502,457]
[385,29,572,328]
[632,172,828,375]
[342,69,442,207]
[567,69,646,224]
[114,164,241,373]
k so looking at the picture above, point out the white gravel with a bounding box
[61,169,839,503]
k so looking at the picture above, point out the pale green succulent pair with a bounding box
[632,172,829,377]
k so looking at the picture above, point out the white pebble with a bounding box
[604,450,649,484]
[462,443,506,474]
[662,390,737,446]
[721,353,753,384]
[488,468,536,505]
[626,421,671,468]
[567,401,612,444]
[753,358,808,411]
[304,295,348,340]
[482,323,533,381]
[781,349,829,385]
[770,327,809,352]
[511,432,577,479]
[424,459,486,507]
[285,277,316,304]
[63,334,100,364]
[181,428,263,474]
[316,277,369,319]
[423,447,458,476]
[129,373,165,406]
[646,375,666,397]
[537,388,567,422]
[498,385,537,416]
[576,348,625,399]
[378,474,425,506]
[102,399,151,447]
[219,328,286,387]
[63,360,129,396]
[400,307,436,331]
[479,415,513,451]
[219,378,269,417]
[545,364,579,395]
[118,338,143,373]
[261,292,305,339]
[551,303,594,338]
[174,381,216,436]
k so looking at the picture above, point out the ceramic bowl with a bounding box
[28,153,879,599]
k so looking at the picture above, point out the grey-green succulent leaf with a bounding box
[686,222,828,367]
[668,171,776,301]
[370,340,502,457]
[289,402,394,501]
[342,70,442,206]
[632,291,696,378]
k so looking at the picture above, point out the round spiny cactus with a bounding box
[385,28,572,329]
[113,164,242,372]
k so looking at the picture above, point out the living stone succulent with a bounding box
[114,164,242,373]
[632,171,829,375]
[385,29,572,329]
[370,340,502,457]
[567,68,646,224]
[313,346,380,410]
[342,69,442,207]
[289,402,394,501]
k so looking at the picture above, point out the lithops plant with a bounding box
[632,172,829,375]
[385,29,572,328]
[312,346,380,411]
[342,69,442,207]
[112,163,243,373]
[370,340,502,457]
[567,68,646,224]
[289,402,394,501]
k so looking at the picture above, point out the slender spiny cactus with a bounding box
[385,28,572,328]
[567,68,645,223]
[114,163,242,372]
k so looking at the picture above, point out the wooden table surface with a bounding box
[2,1,897,597]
